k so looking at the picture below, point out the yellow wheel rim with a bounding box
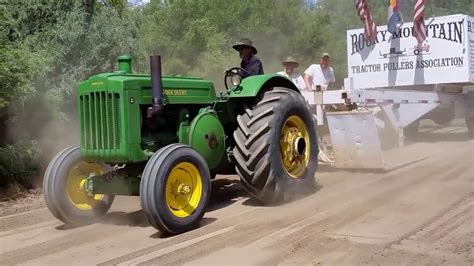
[280,115,310,178]
[66,162,106,211]
[166,162,203,218]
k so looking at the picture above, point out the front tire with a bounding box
[140,144,211,234]
[43,145,114,226]
[233,88,318,204]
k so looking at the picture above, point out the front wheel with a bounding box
[233,88,318,204]
[43,145,114,226]
[140,144,211,234]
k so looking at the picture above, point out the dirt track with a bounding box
[1,122,473,265]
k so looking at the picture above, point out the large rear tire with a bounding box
[140,144,211,234]
[233,88,318,204]
[43,145,114,226]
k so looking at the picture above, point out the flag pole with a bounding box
[426,0,435,27]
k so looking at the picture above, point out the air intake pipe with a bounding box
[148,55,165,117]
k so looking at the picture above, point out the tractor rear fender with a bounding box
[228,74,299,98]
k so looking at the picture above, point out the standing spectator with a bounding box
[303,52,335,91]
[277,56,307,91]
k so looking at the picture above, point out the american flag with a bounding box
[355,0,377,41]
[412,0,427,43]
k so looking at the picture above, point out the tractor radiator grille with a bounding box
[79,92,121,151]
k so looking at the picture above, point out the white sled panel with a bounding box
[326,110,385,169]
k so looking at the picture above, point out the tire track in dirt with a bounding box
[386,193,474,264]
[117,227,235,266]
[24,206,256,265]
[317,145,471,234]
[423,197,473,243]
[0,220,58,238]
[253,157,472,264]
[133,215,313,265]
[2,199,259,265]
[389,192,474,248]
[0,223,132,265]
[0,208,52,232]
[392,192,474,243]
[96,207,276,265]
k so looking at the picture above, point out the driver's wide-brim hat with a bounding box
[282,56,299,67]
[232,38,258,55]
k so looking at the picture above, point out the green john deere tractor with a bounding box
[43,54,318,234]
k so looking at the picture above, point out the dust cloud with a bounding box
[4,93,79,188]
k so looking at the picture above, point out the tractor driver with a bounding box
[232,38,264,78]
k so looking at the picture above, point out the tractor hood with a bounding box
[76,71,217,163]
[78,72,217,105]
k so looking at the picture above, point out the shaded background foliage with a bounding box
[0,0,471,189]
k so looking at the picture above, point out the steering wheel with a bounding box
[224,67,248,91]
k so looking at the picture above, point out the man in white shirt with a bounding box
[303,52,335,91]
[277,56,307,91]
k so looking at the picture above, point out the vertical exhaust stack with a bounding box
[148,55,165,117]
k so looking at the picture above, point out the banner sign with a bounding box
[347,14,473,89]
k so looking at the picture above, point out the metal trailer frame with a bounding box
[302,78,474,170]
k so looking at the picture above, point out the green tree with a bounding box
[0,0,140,186]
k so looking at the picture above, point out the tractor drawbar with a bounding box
[148,55,165,117]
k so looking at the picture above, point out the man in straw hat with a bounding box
[303,52,335,91]
[232,38,264,78]
[277,56,307,91]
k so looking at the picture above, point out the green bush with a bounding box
[0,140,39,188]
